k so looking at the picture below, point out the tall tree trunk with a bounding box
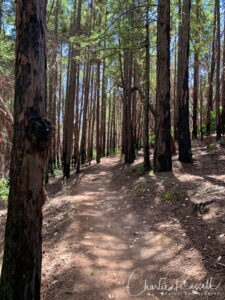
[206,8,216,136]
[112,91,116,153]
[154,0,172,172]
[215,0,221,140]
[174,0,182,140]
[177,0,192,163]
[80,62,91,165]
[132,60,137,150]
[100,58,106,157]
[200,76,203,140]
[0,0,3,34]
[0,0,50,298]
[100,14,107,157]
[62,0,82,178]
[221,8,225,134]
[87,67,94,164]
[96,61,101,164]
[47,0,58,176]
[107,95,111,156]
[90,76,96,160]
[192,50,199,139]
[192,0,199,139]
[56,42,63,168]
[143,0,151,170]
[74,65,80,171]
[123,51,135,163]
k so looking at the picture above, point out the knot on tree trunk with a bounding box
[26,117,54,151]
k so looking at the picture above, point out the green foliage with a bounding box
[54,169,63,177]
[0,179,9,202]
[149,134,155,148]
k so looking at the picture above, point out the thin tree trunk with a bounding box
[100,15,107,157]
[192,0,199,139]
[0,0,4,34]
[200,76,203,140]
[90,74,96,160]
[87,67,94,164]
[96,61,101,164]
[112,92,116,153]
[174,0,182,140]
[74,66,81,172]
[143,0,151,170]
[206,8,216,136]
[215,0,221,140]
[80,62,91,165]
[57,42,63,167]
[221,7,225,134]
[107,95,111,156]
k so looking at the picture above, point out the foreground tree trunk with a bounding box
[154,0,172,172]
[0,0,50,299]
[177,0,192,163]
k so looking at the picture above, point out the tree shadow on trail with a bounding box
[42,147,225,299]
[129,146,225,299]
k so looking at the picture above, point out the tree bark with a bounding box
[56,41,63,168]
[80,62,91,165]
[174,0,182,141]
[215,0,221,140]
[206,7,216,136]
[177,0,192,163]
[200,76,203,140]
[62,0,82,177]
[221,7,225,134]
[0,0,3,34]
[143,0,151,170]
[154,0,172,172]
[96,61,101,164]
[0,0,50,299]
[192,0,199,139]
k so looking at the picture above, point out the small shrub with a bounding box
[54,169,63,177]
[0,178,9,202]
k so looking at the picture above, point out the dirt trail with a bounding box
[1,142,225,299]
[41,146,225,300]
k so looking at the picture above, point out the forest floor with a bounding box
[1,139,225,299]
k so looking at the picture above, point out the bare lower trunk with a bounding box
[0,1,50,299]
